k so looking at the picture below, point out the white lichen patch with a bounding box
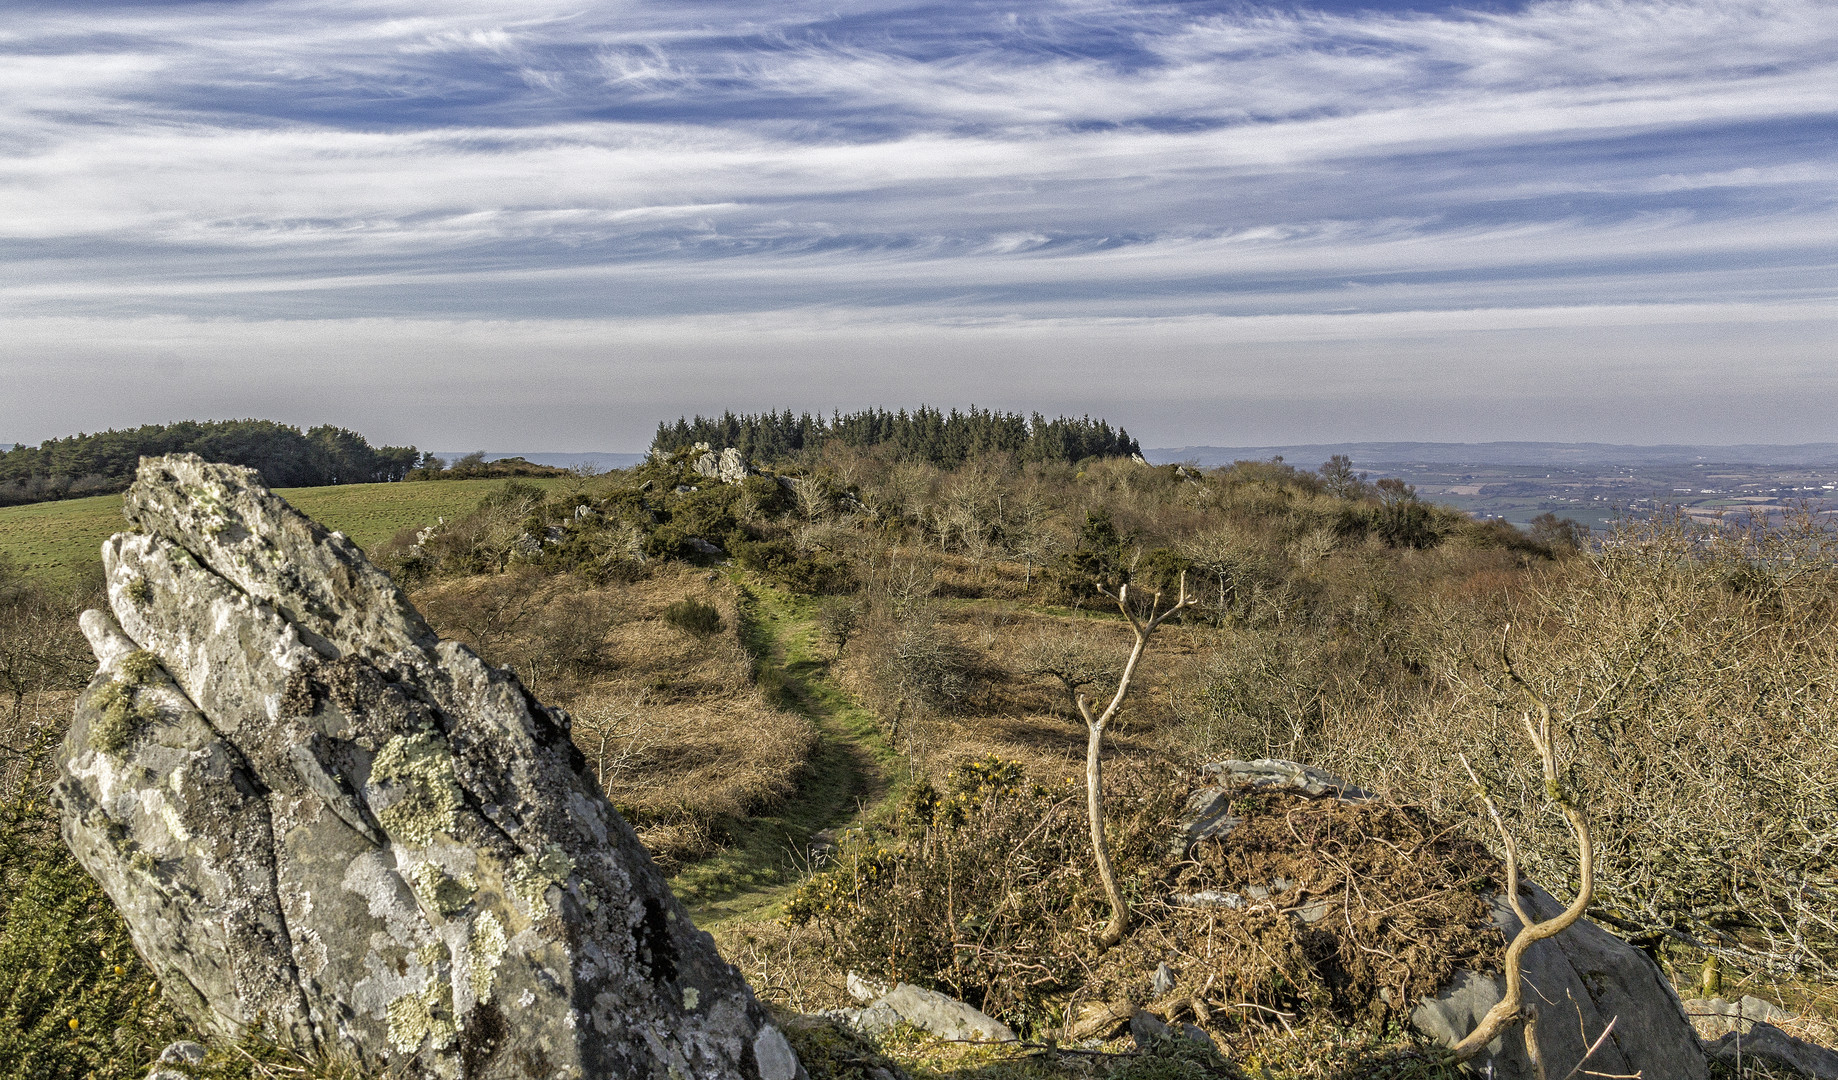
[151,794,192,844]
[508,844,574,916]
[682,987,699,1012]
[370,732,465,846]
[469,911,509,1003]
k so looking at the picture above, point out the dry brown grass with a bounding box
[412,564,815,867]
[830,594,1194,792]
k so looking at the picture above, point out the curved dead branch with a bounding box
[1448,624,1596,1073]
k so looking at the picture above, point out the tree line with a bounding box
[650,406,1141,467]
[0,420,420,506]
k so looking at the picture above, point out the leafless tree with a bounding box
[1077,572,1194,947]
[1017,630,1119,719]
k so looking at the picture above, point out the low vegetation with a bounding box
[1,419,1835,1078]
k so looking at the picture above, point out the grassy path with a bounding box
[669,577,902,928]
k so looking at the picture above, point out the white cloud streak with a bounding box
[0,0,1832,443]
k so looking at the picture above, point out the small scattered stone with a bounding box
[1200,758,1375,801]
[1150,962,1176,997]
[1170,787,1241,854]
[158,1041,206,1065]
[1172,889,1243,909]
[849,982,1013,1042]
[1128,1009,1170,1050]
[847,971,891,1004]
[849,1001,906,1035]
[1680,994,1791,1041]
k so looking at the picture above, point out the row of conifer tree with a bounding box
[651,406,1140,467]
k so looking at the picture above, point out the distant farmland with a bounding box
[0,477,570,588]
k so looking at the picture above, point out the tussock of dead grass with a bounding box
[834,598,1195,792]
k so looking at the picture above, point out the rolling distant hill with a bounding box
[1147,442,1838,469]
[429,451,646,471]
[1144,443,1838,530]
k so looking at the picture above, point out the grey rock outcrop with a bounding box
[1173,759,1372,857]
[1707,1023,1838,1079]
[690,446,752,485]
[1681,994,1792,1040]
[55,454,799,1080]
[1411,882,1705,1080]
[1201,758,1375,801]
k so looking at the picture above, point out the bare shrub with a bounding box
[1014,626,1120,717]
[813,598,859,657]
[1177,628,1334,762]
[1303,513,1838,978]
[413,567,549,663]
[570,692,653,790]
[848,601,977,736]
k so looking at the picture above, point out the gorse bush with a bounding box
[663,598,724,638]
[783,757,1147,1029]
[0,825,183,1080]
[0,562,185,1079]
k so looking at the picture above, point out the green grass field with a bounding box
[0,478,568,588]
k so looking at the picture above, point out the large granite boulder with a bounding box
[54,454,799,1080]
[1412,882,1706,1079]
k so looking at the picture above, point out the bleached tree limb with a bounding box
[1078,571,1194,948]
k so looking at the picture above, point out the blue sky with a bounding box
[2,0,1834,450]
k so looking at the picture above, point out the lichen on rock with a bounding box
[370,732,466,847]
[54,453,798,1079]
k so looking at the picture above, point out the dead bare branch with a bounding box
[1079,570,1194,947]
[1448,624,1597,1067]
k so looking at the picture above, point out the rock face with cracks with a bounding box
[54,454,801,1080]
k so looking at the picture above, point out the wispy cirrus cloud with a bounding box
[0,0,1833,445]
